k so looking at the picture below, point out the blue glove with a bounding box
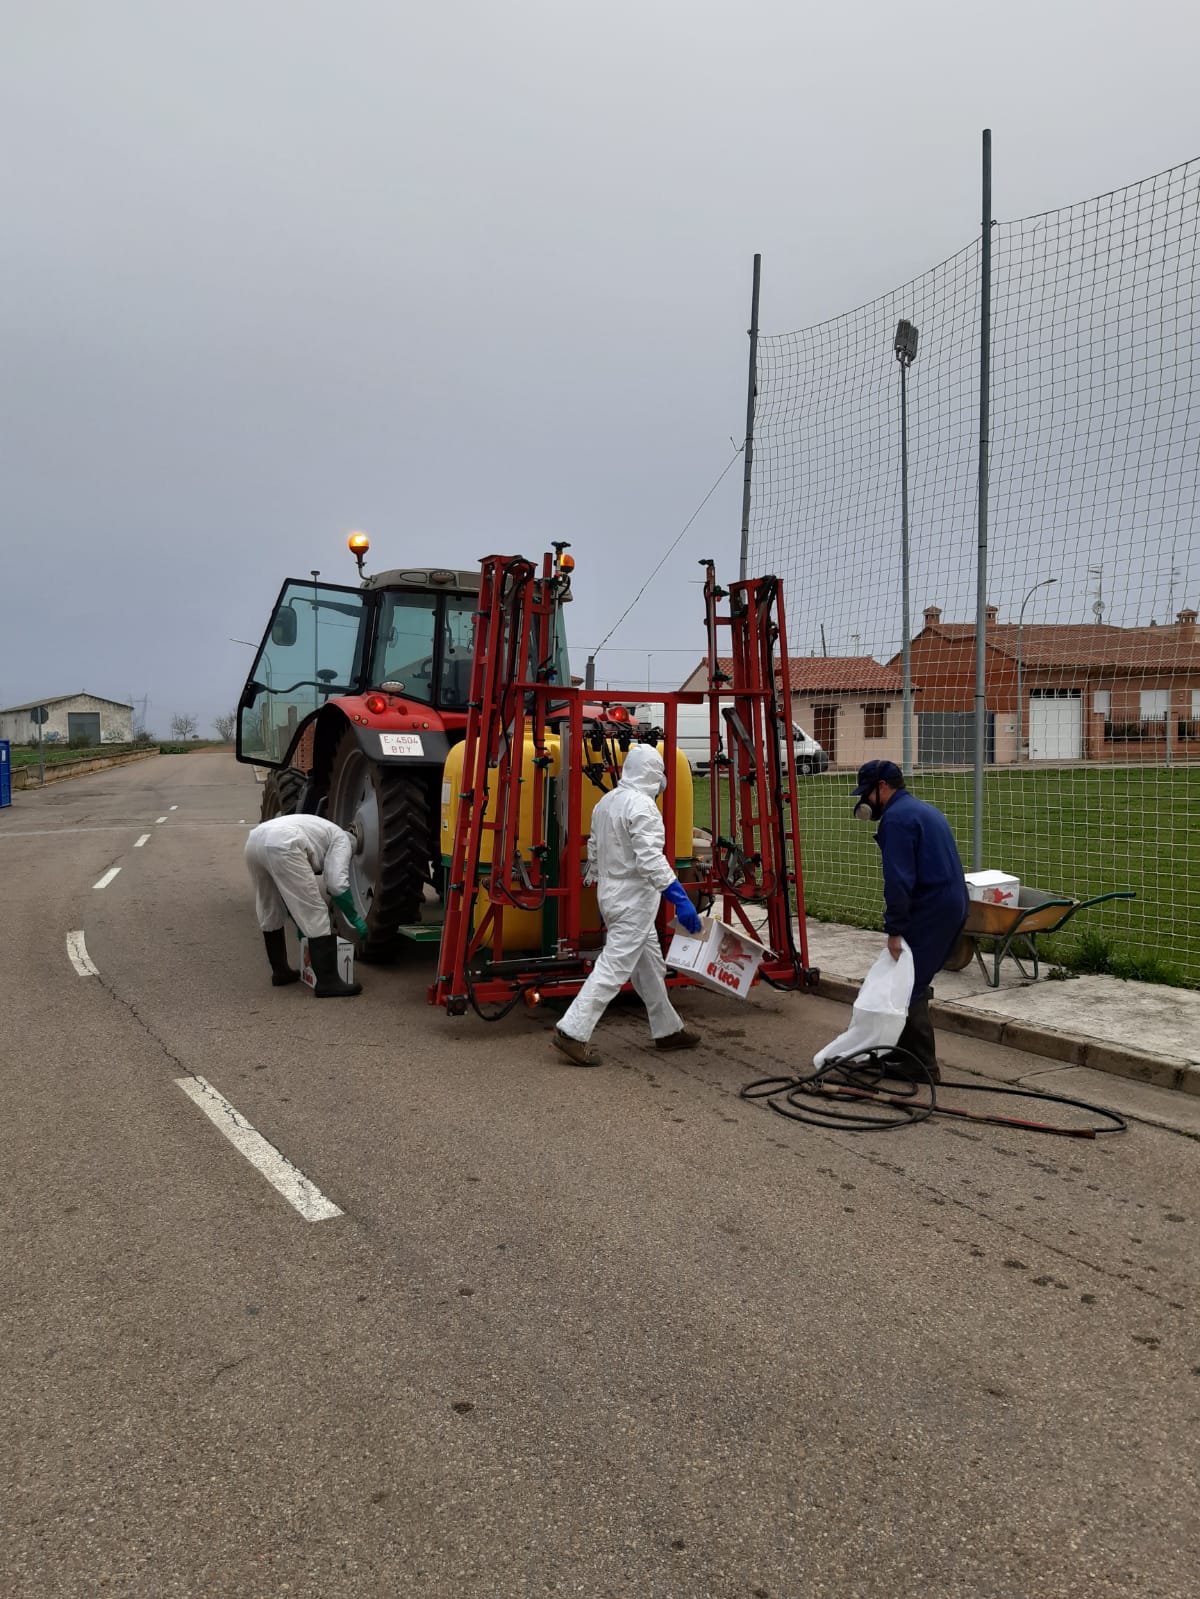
[663,879,702,934]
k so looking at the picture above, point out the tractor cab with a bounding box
[238,569,486,766]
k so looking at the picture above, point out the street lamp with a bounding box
[1015,576,1058,763]
[310,569,321,708]
[894,320,919,771]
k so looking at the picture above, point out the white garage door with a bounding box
[1029,693,1082,761]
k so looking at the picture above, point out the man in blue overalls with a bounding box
[852,760,969,1083]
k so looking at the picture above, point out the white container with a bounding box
[964,870,1020,908]
[299,936,356,990]
[665,916,771,1000]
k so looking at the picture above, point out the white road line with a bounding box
[134,833,151,848]
[175,1076,343,1223]
[0,827,151,841]
[66,931,99,977]
[94,867,121,890]
[169,805,178,811]
[155,816,168,824]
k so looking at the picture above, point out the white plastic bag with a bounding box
[813,941,915,1067]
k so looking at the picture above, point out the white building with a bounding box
[0,693,134,747]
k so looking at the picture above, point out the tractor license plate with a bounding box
[379,733,423,757]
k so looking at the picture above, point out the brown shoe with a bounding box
[655,1027,701,1051]
[552,1029,600,1067]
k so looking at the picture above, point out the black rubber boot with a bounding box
[889,988,940,1083]
[263,928,300,987]
[307,933,362,998]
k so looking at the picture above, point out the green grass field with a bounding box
[9,744,132,768]
[692,767,1200,987]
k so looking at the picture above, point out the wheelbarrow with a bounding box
[942,887,1136,988]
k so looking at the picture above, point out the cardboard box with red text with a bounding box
[666,916,770,1000]
[964,870,1020,908]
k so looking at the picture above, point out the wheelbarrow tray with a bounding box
[949,887,1135,986]
[965,890,1072,937]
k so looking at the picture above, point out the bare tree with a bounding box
[212,711,237,742]
[170,712,199,740]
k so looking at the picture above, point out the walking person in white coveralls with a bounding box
[553,743,703,1066]
[244,813,369,998]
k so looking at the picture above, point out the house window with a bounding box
[1139,689,1169,722]
[863,703,888,740]
[1192,689,1200,719]
[1093,690,1111,715]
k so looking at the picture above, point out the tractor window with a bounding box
[373,593,440,705]
[237,579,369,765]
[435,592,571,710]
[439,595,479,708]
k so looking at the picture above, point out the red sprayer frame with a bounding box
[430,551,816,1016]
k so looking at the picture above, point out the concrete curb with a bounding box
[814,973,1200,1097]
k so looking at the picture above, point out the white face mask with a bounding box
[853,787,884,822]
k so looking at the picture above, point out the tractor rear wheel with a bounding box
[326,727,431,961]
[260,766,307,821]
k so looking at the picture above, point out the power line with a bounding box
[590,445,743,656]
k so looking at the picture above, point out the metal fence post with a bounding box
[738,254,761,583]
[973,129,993,870]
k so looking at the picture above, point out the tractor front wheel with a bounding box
[326,728,431,962]
[260,766,307,821]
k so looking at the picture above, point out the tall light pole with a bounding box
[894,319,919,771]
[310,569,321,706]
[1015,576,1057,763]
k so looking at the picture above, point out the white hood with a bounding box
[619,742,667,797]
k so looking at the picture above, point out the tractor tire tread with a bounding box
[260,766,307,821]
[362,770,431,961]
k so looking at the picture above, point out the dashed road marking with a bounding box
[134,833,151,848]
[155,816,168,824]
[169,805,178,811]
[0,826,151,840]
[94,867,121,890]
[175,1075,343,1222]
[66,931,99,977]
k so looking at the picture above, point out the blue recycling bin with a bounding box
[0,741,10,808]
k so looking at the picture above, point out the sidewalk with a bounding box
[802,919,1200,1096]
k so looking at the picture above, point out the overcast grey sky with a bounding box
[3,0,1198,733]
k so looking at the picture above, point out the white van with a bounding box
[632,700,829,776]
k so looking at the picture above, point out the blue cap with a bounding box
[852,759,904,796]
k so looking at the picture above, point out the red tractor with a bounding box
[235,534,574,960]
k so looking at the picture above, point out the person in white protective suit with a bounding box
[244,813,369,998]
[553,743,703,1066]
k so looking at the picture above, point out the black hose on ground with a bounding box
[741,1047,1127,1137]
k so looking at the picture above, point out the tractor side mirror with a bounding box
[270,605,298,647]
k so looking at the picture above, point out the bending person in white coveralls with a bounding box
[244,813,369,998]
[553,743,703,1067]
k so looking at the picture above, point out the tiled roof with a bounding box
[694,656,904,694]
[918,620,1200,671]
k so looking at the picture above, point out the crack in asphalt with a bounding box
[93,969,192,1079]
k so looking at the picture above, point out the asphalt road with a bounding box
[2,754,1197,1598]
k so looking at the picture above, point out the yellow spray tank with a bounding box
[441,734,694,953]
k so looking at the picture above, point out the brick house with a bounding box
[893,604,1200,764]
[679,656,909,769]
